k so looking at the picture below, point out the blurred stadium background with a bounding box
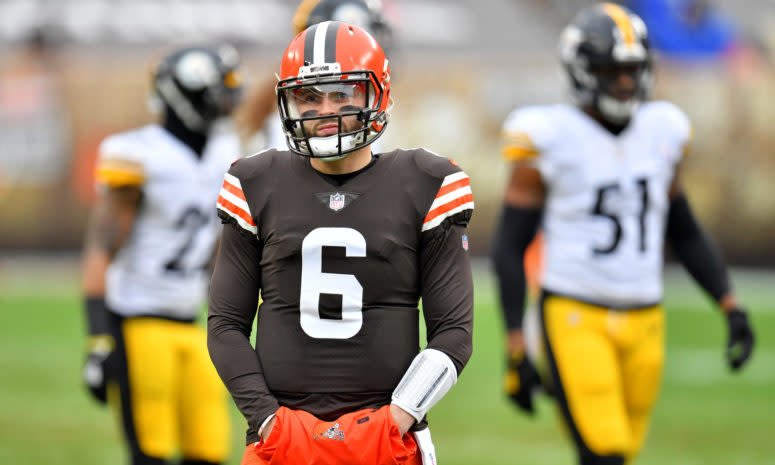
[0,0,773,464]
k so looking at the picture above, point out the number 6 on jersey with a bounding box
[300,227,366,339]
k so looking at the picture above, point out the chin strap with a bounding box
[597,94,639,125]
[307,131,366,158]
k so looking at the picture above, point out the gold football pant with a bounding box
[107,314,231,464]
[539,292,664,464]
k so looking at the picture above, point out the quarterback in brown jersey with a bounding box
[207,21,475,465]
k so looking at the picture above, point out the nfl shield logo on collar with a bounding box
[329,193,345,211]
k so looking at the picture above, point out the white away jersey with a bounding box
[96,124,241,319]
[501,102,691,306]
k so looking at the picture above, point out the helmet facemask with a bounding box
[277,67,389,159]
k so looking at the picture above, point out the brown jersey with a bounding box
[208,148,474,443]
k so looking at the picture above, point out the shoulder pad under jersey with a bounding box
[94,126,160,188]
[401,148,474,232]
[500,105,566,162]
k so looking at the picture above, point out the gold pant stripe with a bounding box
[541,294,664,459]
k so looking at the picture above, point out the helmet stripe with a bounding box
[602,3,635,45]
[304,23,318,64]
[323,22,338,63]
[313,21,330,63]
[303,21,339,65]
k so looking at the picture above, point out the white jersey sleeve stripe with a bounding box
[217,173,257,235]
[440,171,468,186]
[426,185,473,212]
[422,172,474,232]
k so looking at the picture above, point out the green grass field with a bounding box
[0,260,773,464]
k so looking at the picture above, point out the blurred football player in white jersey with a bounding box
[236,0,393,154]
[492,3,755,465]
[81,45,243,465]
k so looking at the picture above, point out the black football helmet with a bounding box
[559,3,652,125]
[151,44,243,133]
[292,0,394,54]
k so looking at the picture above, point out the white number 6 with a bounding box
[300,227,365,339]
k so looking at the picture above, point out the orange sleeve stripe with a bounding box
[423,193,475,224]
[436,177,470,198]
[217,195,256,226]
[221,179,248,202]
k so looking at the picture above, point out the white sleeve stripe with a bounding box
[421,201,474,232]
[223,172,244,193]
[440,171,469,186]
[217,203,258,235]
[217,188,250,213]
[427,186,473,211]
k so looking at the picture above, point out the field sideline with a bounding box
[0,257,773,464]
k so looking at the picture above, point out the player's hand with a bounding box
[259,414,277,442]
[389,403,416,436]
[504,351,541,415]
[82,335,115,404]
[725,308,754,371]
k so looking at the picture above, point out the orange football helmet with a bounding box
[277,21,391,158]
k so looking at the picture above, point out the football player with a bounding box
[208,21,474,465]
[236,0,394,153]
[81,44,243,465]
[492,3,755,465]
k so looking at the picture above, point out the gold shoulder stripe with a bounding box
[501,129,540,161]
[502,130,537,149]
[602,3,635,45]
[95,157,146,187]
[502,145,539,161]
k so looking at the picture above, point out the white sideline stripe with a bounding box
[666,348,775,385]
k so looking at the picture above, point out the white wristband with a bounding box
[391,348,458,423]
[257,413,276,438]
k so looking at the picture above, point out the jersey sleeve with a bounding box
[94,134,146,188]
[649,101,693,162]
[415,154,475,374]
[419,221,474,374]
[501,105,561,180]
[217,162,258,236]
[208,222,278,439]
[421,169,474,232]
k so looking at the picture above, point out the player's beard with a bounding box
[306,114,361,138]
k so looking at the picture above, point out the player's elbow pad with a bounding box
[391,348,458,423]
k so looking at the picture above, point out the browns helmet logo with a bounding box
[312,421,345,441]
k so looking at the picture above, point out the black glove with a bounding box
[504,351,541,415]
[83,335,115,403]
[726,308,754,371]
[83,297,115,404]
